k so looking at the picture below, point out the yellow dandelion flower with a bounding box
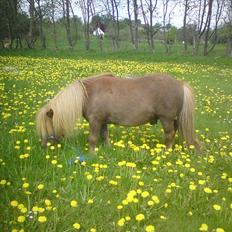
[152,195,160,204]
[215,228,225,232]
[57,144,62,148]
[37,184,44,190]
[137,189,142,194]
[189,184,197,191]
[17,215,26,223]
[135,213,145,221]
[0,179,7,185]
[51,160,57,165]
[160,215,167,220]
[213,204,221,211]
[38,216,47,223]
[109,180,118,186]
[32,206,39,212]
[148,200,154,206]
[86,174,93,180]
[189,145,195,149]
[17,204,25,210]
[50,145,55,150]
[188,211,193,216]
[20,207,27,213]
[138,181,144,186]
[141,191,150,198]
[70,200,78,207]
[122,199,128,205]
[73,223,81,230]
[87,199,94,204]
[10,200,18,207]
[45,199,52,206]
[117,205,123,210]
[117,218,125,227]
[37,207,45,213]
[198,180,206,185]
[145,225,155,232]
[199,223,208,231]
[22,182,29,188]
[204,187,212,194]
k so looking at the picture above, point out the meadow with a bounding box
[0,49,232,232]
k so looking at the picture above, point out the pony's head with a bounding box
[36,105,61,147]
[36,80,86,147]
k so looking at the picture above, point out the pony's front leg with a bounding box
[100,124,110,146]
[88,121,101,153]
[160,117,176,149]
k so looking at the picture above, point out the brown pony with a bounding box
[36,73,200,152]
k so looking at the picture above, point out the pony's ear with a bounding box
[46,109,54,118]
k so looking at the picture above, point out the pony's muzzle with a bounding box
[41,135,60,148]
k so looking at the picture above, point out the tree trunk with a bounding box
[183,0,188,54]
[65,0,73,49]
[127,0,135,48]
[113,0,120,50]
[37,0,46,49]
[51,0,58,49]
[140,0,150,49]
[149,0,154,53]
[28,0,35,48]
[133,0,139,49]
[192,25,197,55]
[228,37,232,57]
[69,2,79,47]
[203,0,213,55]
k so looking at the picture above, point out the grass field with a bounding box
[0,48,232,232]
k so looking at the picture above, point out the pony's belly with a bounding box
[108,112,155,126]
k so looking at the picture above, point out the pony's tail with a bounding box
[51,80,87,136]
[178,83,200,149]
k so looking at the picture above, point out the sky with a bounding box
[75,0,185,28]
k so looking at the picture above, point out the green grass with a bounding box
[0,49,232,232]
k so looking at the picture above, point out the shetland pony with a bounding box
[36,73,200,152]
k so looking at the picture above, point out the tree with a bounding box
[47,0,58,49]
[27,0,36,48]
[78,0,95,50]
[102,0,120,50]
[183,0,191,54]
[35,0,47,49]
[203,0,225,56]
[126,0,135,48]
[140,0,159,53]
[185,0,209,55]
[187,0,225,55]
[161,0,177,54]
[224,0,232,56]
[133,0,139,49]
[61,0,73,48]
[0,0,33,49]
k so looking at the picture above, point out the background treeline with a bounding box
[0,0,232,56]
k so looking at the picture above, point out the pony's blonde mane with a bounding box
[36,106,50,139]
[178,82,196,146]
[36,80,87,138]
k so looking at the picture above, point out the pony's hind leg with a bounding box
[160,117,176,149]
[100,124,110,146]
[88,121,101,153]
